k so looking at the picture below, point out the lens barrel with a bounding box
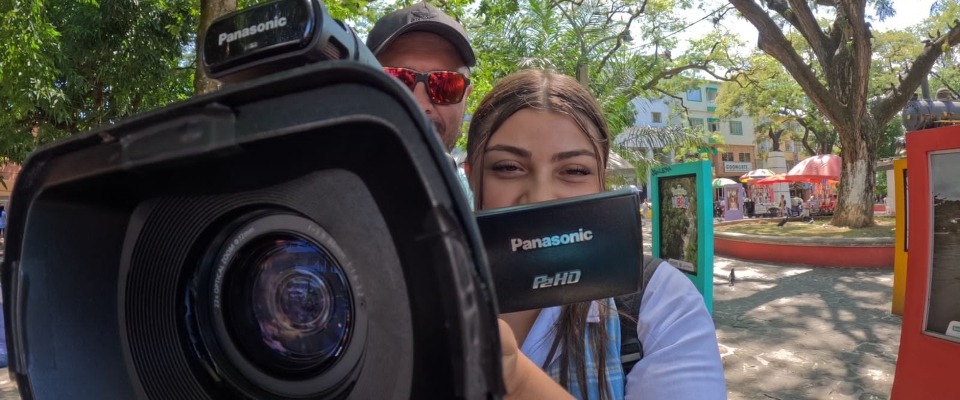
[198,211,366,398]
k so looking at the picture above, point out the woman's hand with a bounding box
[499,319,574,400]
[499,319,522,393]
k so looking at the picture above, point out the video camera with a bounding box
[1,0,644,398]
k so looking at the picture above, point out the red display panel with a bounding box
[891,125,960,399]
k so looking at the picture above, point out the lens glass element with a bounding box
[224,234,352,377]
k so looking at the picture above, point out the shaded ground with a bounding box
[712,259,899,400]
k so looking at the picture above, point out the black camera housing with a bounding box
[1,58,500,399]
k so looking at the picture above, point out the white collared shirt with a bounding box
[520,262,728,400]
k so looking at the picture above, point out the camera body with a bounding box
[3,41,498,400]
[1,0,644,398]
[477,189,644,314]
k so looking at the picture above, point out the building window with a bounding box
[709,118,721,132]
[759,140,770,152]
[687,89,702,102]
[652,112,662,123]
[722,152,734,161]
[689,117,704,128]
[706,87,718,102]
[739,153,751,162]
[786,141,795,152]
[730,120,743,135]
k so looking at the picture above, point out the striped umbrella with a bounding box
[739,169,776,183]
[753,173,798,185]
[712,178,740,188]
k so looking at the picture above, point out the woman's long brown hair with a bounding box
[466,69,614,399]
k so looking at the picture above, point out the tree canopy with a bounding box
[0,0,195,164]
[4,0,958,207]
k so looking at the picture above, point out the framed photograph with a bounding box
[925,150,960,342]
[656,173,698,274]
[650,160,714,313]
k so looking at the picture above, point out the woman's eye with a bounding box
[490,163,523,173]
[563,166,593,176]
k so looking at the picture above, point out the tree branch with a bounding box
[595,8,642,71]
[655,87,690,116]
[729,0,845,126]
[781,0,833,66]
[553,1,588,64]
[839,0,872,125]
[800,124,816,155]
[931,71,960,98]
[873,19,960,126]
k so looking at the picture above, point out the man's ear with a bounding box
[465,84,473,100]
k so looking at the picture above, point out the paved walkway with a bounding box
[0,223,902,400]
[712,258,899,400]
[640,221,900,400]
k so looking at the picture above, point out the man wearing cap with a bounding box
[368,4,576,399]
[366,1,474,152]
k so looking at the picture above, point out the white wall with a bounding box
[629,97,672,127]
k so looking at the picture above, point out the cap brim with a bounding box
[371,21,476,68]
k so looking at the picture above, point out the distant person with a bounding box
[800,197,814,223]
[779,195,787,217]
[0,205,7,239]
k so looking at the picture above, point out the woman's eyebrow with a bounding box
[485,144,531,158]
[552,149,596,162]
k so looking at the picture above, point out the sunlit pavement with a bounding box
[640,220,900,400]
[0,222,901,399]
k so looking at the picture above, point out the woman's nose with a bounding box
[523,179,559,205]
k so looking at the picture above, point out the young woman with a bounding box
[464,69,726,399]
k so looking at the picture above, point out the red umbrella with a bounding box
[787,154,841,181]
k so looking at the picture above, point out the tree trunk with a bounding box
[830,119,878,228]
[768,127,783,151]
[194,0,237,95]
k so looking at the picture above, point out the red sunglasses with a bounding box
[383,67,470,105]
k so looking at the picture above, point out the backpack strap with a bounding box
[615,254,661,375]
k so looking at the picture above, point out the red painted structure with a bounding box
[891,126,960,399]
[715,233,893,268]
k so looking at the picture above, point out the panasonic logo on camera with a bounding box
[532,270,582,289]
[218,15,288,46]
[510,228,593,252]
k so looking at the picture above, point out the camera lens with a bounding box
[198,212,367,398]
[273,268,331,332]
[223,234,352,378]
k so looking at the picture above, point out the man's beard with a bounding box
[432,118,457,151]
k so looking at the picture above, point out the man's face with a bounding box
[377,31,472,151]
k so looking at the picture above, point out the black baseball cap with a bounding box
[366,2,476,68]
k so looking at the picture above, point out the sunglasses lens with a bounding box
[384,68,417,91]
[384,68,467,105]
[428,72,466,105]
